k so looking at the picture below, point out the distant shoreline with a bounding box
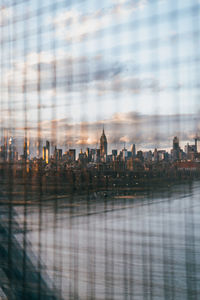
[0,175,198,206]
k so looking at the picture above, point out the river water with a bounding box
[10,181,200,299]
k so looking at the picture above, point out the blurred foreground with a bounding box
[0,180,200,299]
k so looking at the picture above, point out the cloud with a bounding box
[3,49,160,99]
[0,6,12,26]
[18,111,199,150]
[119,135,130,143]
[94,75,160,93]
[76,137,97,146]
[3,51,125,93]
[7,110,200,156]
[53,0,148,43]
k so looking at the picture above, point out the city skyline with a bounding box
[1,0,200,151]
[0,110,200,155]
[1,126,200,162]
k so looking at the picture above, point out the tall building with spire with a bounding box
[100,128,107,157]
[24,137,30,161]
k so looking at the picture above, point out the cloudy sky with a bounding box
[1,0,200,154]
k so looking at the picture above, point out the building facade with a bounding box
[100,128,107,157]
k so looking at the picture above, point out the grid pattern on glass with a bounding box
[0,0,200,299]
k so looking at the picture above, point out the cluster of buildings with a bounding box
[0,129,200,172]
[42,130,200,167]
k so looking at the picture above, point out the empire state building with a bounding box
[100,128,107,157]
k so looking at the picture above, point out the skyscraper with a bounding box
[24,137,29,161]
[131,144,136,157]
[46,140,50,163]
[100,128,107,157]
[172,136,180,161]
[69,149,76,161]
[8,137,15,162]
[173,136,179,150]
[43,140,50,164]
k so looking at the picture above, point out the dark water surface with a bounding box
[2,181,200,299]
